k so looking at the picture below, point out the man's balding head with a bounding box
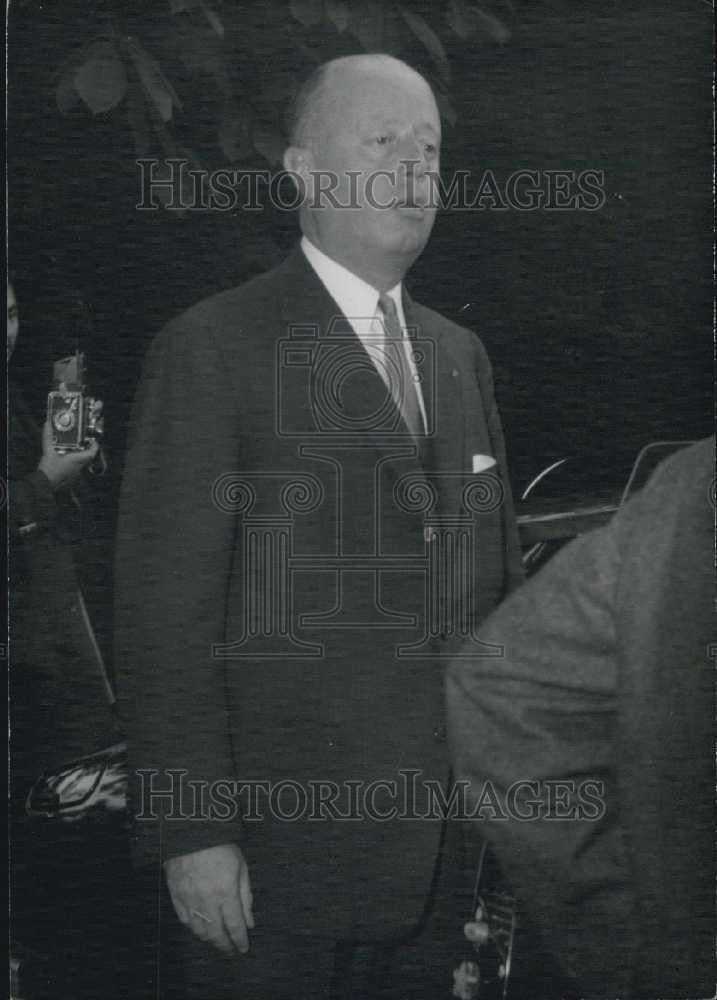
[289,55,438,153]
[284,54,442,290]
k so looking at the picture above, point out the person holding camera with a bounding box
[8,279,117,783]
[8,279,127,1000]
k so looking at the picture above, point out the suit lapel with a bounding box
[403,292,466,522]
[277,248,429,486]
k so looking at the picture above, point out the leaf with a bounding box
[473,6,511,43]
[399,7,450,82]
[446,0,470,40]
[141,87,179,158]
[172,20,224,75]
[290,0,323,27]
[446,2,511,45]
[123,37,182,123]
[55,37,106,113]
[252,123,285,166]
[325,0,350,33]
[74,41,128,115]
[201,2,225,37]
[123,37,182,122]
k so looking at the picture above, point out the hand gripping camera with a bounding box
[47,352,100,453]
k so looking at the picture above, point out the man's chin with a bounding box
[372,216,433,258]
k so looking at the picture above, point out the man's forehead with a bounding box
[324,60,439,121]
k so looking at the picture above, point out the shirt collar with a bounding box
[300,237,405,334]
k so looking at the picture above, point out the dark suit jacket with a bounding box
[447,437,715,997]
[115,246,522,939]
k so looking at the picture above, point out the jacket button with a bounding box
[433,726,446,743]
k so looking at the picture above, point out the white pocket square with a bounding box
[472,453,497,474]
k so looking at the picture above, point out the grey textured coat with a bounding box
[448,436,715,997]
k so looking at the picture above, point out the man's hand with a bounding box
[164,844,255,954]
[37,399,103,491]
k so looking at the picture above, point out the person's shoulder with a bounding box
[408,297,490,363]
[627,437,714,522]
[609,436,713,588]
[164,260,290,338]
[142,258,296,374]
[651,436,714,491]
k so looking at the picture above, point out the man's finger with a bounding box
[168,888,192,927]
[175,897,228,948]
[220,894,250,953]
[198,910,234,952]
[239,863,255,929]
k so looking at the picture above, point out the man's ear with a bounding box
[283,145,314,201]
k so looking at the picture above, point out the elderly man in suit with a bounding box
[448,437,715,998]
[116,54,522,998]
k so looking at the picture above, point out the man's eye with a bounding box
[375,135,390,145]
[424,143,438,156]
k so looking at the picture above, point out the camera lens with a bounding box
[53,409,75,431]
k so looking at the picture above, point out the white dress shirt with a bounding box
[301,236,428,432]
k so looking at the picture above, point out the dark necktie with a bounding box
[378,293,423,439]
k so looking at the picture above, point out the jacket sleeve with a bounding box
[446,511,635,997]
[472,339,525,595]
[114,313,244,867]
[10,469,57,539]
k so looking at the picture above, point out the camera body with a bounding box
[47,352,99,453]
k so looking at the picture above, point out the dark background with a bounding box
[8,0,713,503]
